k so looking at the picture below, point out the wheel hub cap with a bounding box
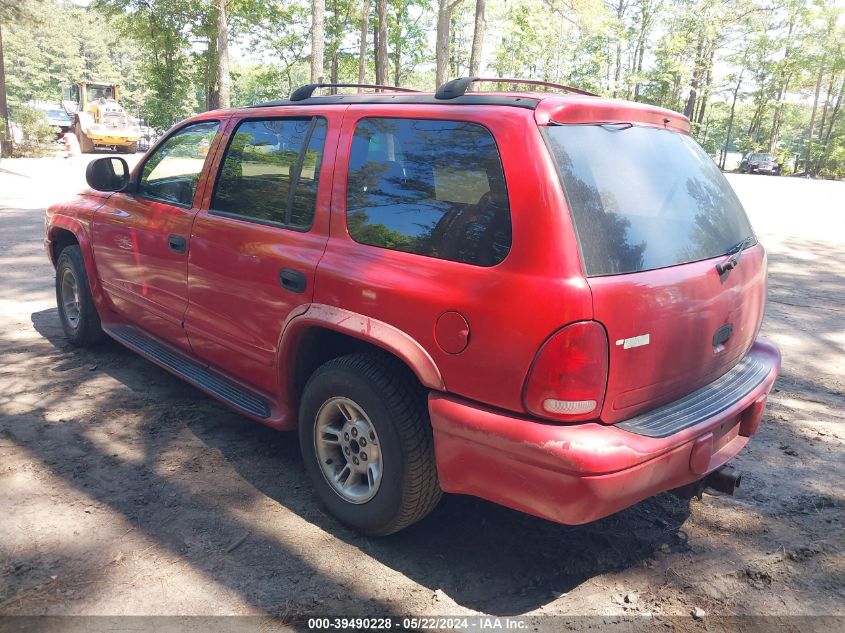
[314,397,382,504]
[60,268,81,329]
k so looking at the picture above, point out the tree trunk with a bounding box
[375,0,387,85]
[805,63,824,174]
[817,71,835,148]
[695,45,715,126]
[633,24,647,101]
[469,0,485,76]
[0,22,12,154]
[768,77,790,153]
[720,67,744,170]
[311,0,325,83]
[215,0,230,108]
[205,36,216,110]
[768,13,797,154]
[331,52,339,85]
[612,0,624,98]
[435,1,452,87]
[683,33,705,119]
[358,0,368,84]
[393,2,402,86]
[823,75,844,146]
[450,12,458,77]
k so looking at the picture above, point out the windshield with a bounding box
[86,85,115,102]
[544,124,754,276]
[751,153,773,161]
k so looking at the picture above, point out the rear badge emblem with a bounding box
[615,334,650,349]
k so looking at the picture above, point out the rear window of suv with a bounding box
[346,118,511,267]
[544,124,754,276]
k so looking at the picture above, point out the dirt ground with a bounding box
[0,154,843,626]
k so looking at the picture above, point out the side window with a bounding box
[346,118,511,266]
[212,117,327,229]
[138,121,219,206]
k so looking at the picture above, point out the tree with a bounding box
[311,0,325,82]
[0,22,9,151]
[358,0,368,83]
[630,0,661,100]
[375,0,388,84]
[0,0,40,154]
[469,0,485,76]
[388,0,431,86]
[93,0,198,129]
[215,0,230,107]
[436,0,465,86]
[720,58,746,169]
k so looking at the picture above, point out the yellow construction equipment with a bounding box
[61,81,142,153]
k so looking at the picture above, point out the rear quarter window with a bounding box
[346,118,511,267]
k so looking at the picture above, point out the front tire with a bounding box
[74,123,94,153]
[299,353,442,535]
[55,245,104,347]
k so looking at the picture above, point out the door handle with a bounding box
[279,268,307,294]
[168,234,187,253]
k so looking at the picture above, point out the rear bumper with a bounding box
[430,340,780,525]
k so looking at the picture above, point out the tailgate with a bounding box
[589,245,767,423]
[542,119,767,424]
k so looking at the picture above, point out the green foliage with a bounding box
[3,0,149,117]
[10,105,56,156]
[2,0,844,178]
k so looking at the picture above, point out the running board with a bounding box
[107,325,271,419]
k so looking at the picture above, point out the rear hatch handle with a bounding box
[716,237,755,275]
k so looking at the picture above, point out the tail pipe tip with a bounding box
[671,466,743,500]
[704,467,742,496]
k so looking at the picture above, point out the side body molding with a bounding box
[278,303,445,414]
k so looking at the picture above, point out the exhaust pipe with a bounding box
[671,466,742,499]
[705,467,742,495]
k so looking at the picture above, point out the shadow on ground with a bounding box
[0,307,700,616]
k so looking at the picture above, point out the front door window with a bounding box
[138,121,219,206]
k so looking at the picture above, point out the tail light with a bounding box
[523,321,609,422]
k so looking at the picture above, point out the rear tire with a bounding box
[55,245,104,347]
[120,142,138,154]
[299,353,442,535]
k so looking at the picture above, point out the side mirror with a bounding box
[85,157,130,192]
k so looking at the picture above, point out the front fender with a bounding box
[46,198,109,310]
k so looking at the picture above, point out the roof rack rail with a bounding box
[435,77,598,100]
[290,83,421,102]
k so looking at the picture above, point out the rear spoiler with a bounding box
[534,97,691,134]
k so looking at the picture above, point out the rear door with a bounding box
[183,112,336,395]
[544,123,766,423]
[92,120,221,350]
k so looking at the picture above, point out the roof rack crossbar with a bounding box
[435,77,598,100]
[290,83,421,102]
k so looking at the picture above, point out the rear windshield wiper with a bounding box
[716,237,755,275]
[548,121,634,130]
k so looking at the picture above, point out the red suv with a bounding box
[45,78,780,535]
